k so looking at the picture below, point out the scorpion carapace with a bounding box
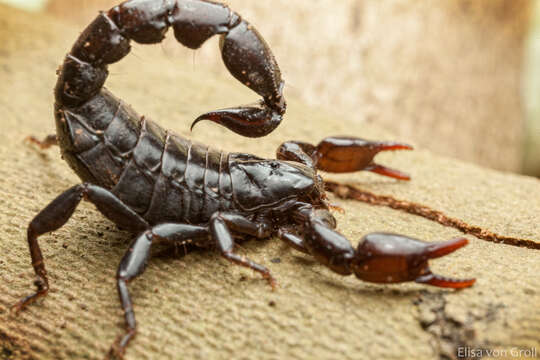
[13,0,475,358]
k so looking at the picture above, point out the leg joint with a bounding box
[79,183,91,200]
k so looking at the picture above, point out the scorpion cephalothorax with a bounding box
[13,0,475,358]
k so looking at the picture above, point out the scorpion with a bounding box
[12,0,475,357]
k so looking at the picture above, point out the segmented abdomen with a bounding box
[142,131,234,225]
[57,89,234,225]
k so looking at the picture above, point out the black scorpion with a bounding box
[12,0,475,357]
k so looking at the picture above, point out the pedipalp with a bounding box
[280,205,475,289]
[277,136,413,180]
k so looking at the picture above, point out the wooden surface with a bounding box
[1,5,539,360]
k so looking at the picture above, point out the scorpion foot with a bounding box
[25,134,58,150]
[10,276,49,314]
[263,272,278,291]
[107,329,136,360]
[191,101,283,138]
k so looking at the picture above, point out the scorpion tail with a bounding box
[191,101,283,138]
[55,0,285,138]
[190,9,286,137]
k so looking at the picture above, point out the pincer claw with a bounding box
[415,272,476,289]
[351,234,475,289]
[277,137,413,180]
[315,137,413,180]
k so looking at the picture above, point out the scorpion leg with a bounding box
[11,183,148,314]
[286,204,475,288]
[110,223,208,359]
[209,212,277,288]
[25,134,58,150]
[277,229,310,255]
[278,210,349,271]
[277,209,338,255]
[277,137,413,180]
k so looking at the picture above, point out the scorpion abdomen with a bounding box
[56,89,239,225]
[55,89,138,189]
[143,134,234,225]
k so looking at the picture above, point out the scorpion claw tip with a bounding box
[366,142,413,180]
[366,163,411,181]
[414,237,474,289]
[415,273,476,289]
[376,142,414,152]
[426,237,469,259]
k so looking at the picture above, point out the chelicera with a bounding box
[12,0,475,357]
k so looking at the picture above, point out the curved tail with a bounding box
[55,0,285,137]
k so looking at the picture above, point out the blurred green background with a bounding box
[2,0,539,177]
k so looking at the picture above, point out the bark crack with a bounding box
[325,181,539,250]
[413,291,505,360]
